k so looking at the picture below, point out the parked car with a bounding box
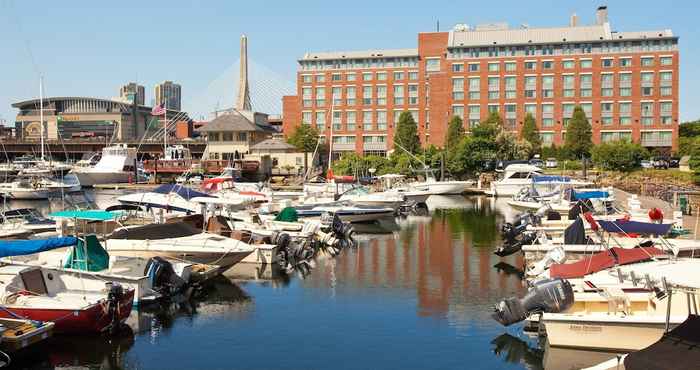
[652,157,670,169]
[545,158,558,168]
[669,157,681,168]
[529,159,544,168]
[640,160,653,169]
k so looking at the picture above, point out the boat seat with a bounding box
[601,287,630,315]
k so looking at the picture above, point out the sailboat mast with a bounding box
[39,76,45,161]
[163,99,167,157]
[327,99,335,170]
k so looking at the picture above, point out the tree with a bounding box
[472,111,503,140]
[394,111,420,154]
[520,113,541,156]
[287,124,319,176]
[564,106,593,158]
[445,115,464,150]
[591,141,648,172]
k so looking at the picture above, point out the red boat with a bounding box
[0,265,134,334]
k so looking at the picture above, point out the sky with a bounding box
[1,0,698,124]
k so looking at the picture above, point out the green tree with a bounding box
[287,123,319,175]
[472,111,503,140]
[445,115,464,150]
[520,113,541,156]
[564,106,593,159]
[394,111,420,154]
[591,141,648,172]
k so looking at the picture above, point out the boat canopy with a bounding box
[598,220,673,235]
[624,314,700,370]
[109,222,201,240]
[64,234,109,272]
[532,175,571,183]
[153,184,213,200]
[0,237,77,258]
[549,247,665,279]
[49,210,123,221]
[571,190,610,200]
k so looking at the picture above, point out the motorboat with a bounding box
[117,184,215,217]
[0,255,134,334]
[0,208,55,233]
[409,173,473,195]
[294,203,395,223]
[103,221,256,273]
[0,175,81,200]
[488,164,592,197]
[507,187,615,215]
[71,144,141,187]
[377,174,433,203]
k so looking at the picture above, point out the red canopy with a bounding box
[549,247,665,279]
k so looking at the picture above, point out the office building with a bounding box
[119,82,145,105]
[155,81,182,111]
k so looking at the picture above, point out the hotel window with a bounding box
[332,111,342,131]
[393,71,404,81]
[642,87,654,96]
[660,56,673,66]
[377,72,387,81]
[393,85,404,105]
[525,104,536,116]
[602,73,613,86]
[331,73,342,81]
[505,62,516,71]
[332,87,342,106]
[660,87,672,96]
[468,63,480,72]
[504,76,516,99]
[488,104,498,113]
[302,112,312,124]
[641,117,654,126]
[619,102,632,114]
[452,105,464,119]
[524,61,536,70]
[601,88,613,97]
[302,75,312,83]
[641,72,654,83]
[346,73,356,81]
[620,117,631,126]
[377,111,387,130]
[660,71,673,82]
[601,58,614,68]
[580,59,593,68]
[542,61,553,69]
[362,72,373,81]
[488,76,499,89]
[620,58,632,67]
[346,87,356,105]
[580,88,592,97]
[601,117,613,126]
[346,111,356,131]
[362,111,373,131]
[641,102,654,116]
[619,87,631,97]
[601,102,613,113]
[661,116,673,125]
[315,111,326,132]
[452,63,464,72]
[641,57,655,67]
[542,118,554,128]
[408,71,419,80]
[452,78,464,100]
[408,85,419,105]
[488,91,499,100]
[426,58,440,72]
[315,87,326,106]
[581,103,592,117]
[488,62,500,72]
[302,88,313,107]
[562,60,575,69]
[362,86,372,105]
[376,86,387,106]
[316,74,325,82]
[660,101,672,114]
[540,132,554,146]
[563,103,574,116]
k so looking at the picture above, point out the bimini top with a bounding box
[153,184,213,200]
[0,237,77,258]
[598,219,673,235]
[50,210,123,221]
[532,175,571,183]
[549,247,666,279]
[571,190,610,200]
[624,314,700,370]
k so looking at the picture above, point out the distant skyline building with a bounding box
[282,6,680,155]
[119,82,145,105]
[155,81,182,111]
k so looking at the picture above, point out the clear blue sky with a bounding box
[1,0,698,123]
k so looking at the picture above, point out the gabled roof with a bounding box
[196,110,275,133]
[250,138,297,151]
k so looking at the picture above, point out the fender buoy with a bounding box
[648,208,664,222]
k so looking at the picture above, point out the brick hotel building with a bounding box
[282,7,679,157]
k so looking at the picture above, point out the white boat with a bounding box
[336,187,406,210]
[410,177,473,195]
[377,174,433,203]
[0,175,81,200]
[488,164,592,197]
[117,184,215,216]
[295,203,395,223]
[71,144,140,186]
[103,221,256,273]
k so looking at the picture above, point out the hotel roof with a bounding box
[300,48,418,61]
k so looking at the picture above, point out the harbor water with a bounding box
[6,193,618,370]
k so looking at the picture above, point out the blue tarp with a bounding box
[153,184,213,200]
[50,210,123,221]
[598,220,673,235]
[533,175,571,183]
[0,237,77,258]
[573,190,610,200]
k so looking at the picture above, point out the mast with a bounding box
[39,76,45,161]
[163,98,167,157]
[327,99,335,172]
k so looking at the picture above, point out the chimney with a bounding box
[596,6,608,25]
[569,13,578,27]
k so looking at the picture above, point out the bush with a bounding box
[558,160,582,171]
[591,141,648,172]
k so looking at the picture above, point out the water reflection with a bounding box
[491,333,544,370]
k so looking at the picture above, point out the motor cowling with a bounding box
[144,257,186,295]
[106,282,125,335]
[494,231,538,257]
[492,278,574,326]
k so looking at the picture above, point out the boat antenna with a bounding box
[393,140,430,172]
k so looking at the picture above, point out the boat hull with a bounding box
[105,248,251,274]
[0,289,134,334]
[73,171,132,187]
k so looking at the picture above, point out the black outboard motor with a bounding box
[331,214,356,248]
[494,231,538,257]
[145,257,187,296]
[106,282,125,335]
[492,278,574,326]
[501,212,540,241]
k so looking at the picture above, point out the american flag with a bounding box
[151,104,165,116]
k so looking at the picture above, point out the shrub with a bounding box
[591,141,648,172]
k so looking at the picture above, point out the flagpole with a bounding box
[163,98,167,156]
[39,76,44,161]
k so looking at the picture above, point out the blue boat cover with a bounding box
[50,210,123,221]
[573,190,610,200]
[0,237,77,258]
[153,184,213,200]
[598,220,672,235]
[532,175,571,183]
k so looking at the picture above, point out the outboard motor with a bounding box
[331,214,356,248]
[145,257,187,296]
[106,282,125,335]
[494,231,538,257]
[501,212,540,241]
[492,278,574,326]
